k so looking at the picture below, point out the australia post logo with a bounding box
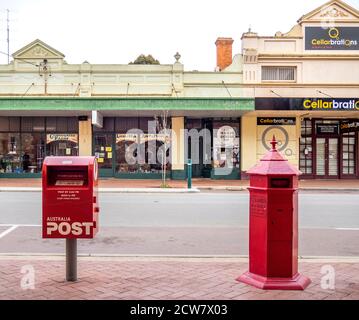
[303,99,359,111]
[46,218,95,237]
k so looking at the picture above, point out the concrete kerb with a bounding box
[1,186,359,193]
[0,254,358,264]
[0,187,201,194]
[194,186,359,192]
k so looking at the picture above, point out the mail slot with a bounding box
[270,178,291,189]
[42,157,99,239]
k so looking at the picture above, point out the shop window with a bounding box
[342,132,356,175]
[21,133,45,173]
[46,117,79,132]
[0,133,21,173]
[212,121,240,171]
[300,119,313,175]
[94,134,113,169]
[21,117,45,132]
[262,66,296,82]
[0,117,9,131]
[56,117,69,132]
[115,117,171,174]
[9,117,20,132]
[46,134,79,157]
[0,117,79,175]
[115,117,139,133]
[67,118,79,132]
[46,118,57,132]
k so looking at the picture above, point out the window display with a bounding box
[0,117,78,175]
[0,133,21,173]
[116,133,171,174]
[93,117,172,175]
[212,121,240,170]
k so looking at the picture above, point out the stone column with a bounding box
[79,118,92,156]
[171,117,186,180]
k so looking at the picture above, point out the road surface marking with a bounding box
[336,228,359,231]
[0,224,41,228]
[0,225,18,239]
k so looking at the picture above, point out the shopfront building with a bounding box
[239,0,359,180]
[0,98,253,179]
[253,98,359,179]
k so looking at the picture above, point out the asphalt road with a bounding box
[0,191,358,257]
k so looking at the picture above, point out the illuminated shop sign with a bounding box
[256,98,359,111]
[257,118,296,126]
[305,27,359,50]
[303,99,359,111]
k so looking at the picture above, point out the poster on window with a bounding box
[116,134,138,143]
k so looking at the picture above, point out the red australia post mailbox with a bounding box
[237,137,311,290]
[42,156,99,239]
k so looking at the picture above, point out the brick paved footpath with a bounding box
[0,257,358,300]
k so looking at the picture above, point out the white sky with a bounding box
[0,0,358,70]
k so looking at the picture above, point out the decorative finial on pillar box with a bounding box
[270,136,278,151]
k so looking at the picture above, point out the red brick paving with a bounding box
[0,257,358,300]
[0,178,359,189]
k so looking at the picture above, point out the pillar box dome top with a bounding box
[247,136,301,176]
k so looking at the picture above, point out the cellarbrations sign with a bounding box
[305,27,359,51]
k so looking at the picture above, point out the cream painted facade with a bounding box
[0,39,244,99]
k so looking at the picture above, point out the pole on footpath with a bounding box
[66,239,77,282]
[187,159,192,189]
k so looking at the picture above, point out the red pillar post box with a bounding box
[42,157,99,239]
[237,137,311,290]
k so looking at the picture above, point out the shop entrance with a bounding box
[93,133,114,177]
[316,137,339,178]
[300,119,358,179]
[186,119,212,179]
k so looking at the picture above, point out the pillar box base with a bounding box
[237,272,311,291]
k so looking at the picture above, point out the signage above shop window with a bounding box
[46,134,78,144]
[305,27,359,51]
[341,121,359,133]
[257,118,296,126]
[256,98,359,111]
[316,124,339,135]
